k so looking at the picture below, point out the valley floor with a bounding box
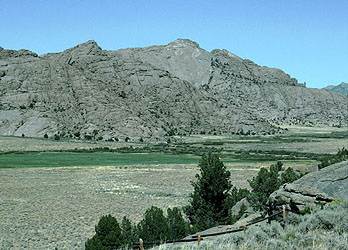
[0,126,347,249]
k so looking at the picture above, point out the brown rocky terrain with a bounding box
[0,39,347,141]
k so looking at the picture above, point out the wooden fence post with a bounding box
[139,238,143,250]
[197,234,201,245]
[282,205,286,222]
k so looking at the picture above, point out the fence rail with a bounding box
[132,206,300,249]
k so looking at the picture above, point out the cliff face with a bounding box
[0,40,346,141]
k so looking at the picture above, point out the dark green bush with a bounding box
[248,163,282,212]
[85,214,124,250]
[166,207,191,240]
[54,134,60,141]
[248,162,300,212]
[137,206,170,243]
[120,216,137,247]
[280,167,300,184]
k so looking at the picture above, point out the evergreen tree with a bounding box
[248,161,300,212]
[121,216,138,247]
[137,206,170,243]
[166,207,190,240]
[85,214,124,250]
[85,236,104,250]
[281,167,300,184]
[184,153,233,231]
[248,163,282,212]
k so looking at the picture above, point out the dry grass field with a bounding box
[0,162,267,249]
[0,126,347,249]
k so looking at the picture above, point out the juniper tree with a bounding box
[121,216,138,247]
[166,207,190,240]
[184,153,234,231]
[137,206,170,243]
[85,214,124,250]
[248,161,300,212]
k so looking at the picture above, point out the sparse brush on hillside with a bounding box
[154,201,348,250]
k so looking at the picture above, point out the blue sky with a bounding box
[0,0,347,88]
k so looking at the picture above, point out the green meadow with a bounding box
[0,126,346,168]
[0,152,201,168]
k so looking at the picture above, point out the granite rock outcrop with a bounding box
[0,40,347,140]
[269,161,348,211]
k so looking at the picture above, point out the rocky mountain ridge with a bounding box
[0,39,347,141]
[322,82,348,95]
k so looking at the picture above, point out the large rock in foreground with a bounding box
[269,161,348,211]
[295,160,348,200]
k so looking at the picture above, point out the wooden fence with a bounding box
[133,205,298,249]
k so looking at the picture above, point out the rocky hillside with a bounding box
[0,39,347,141]
[322,82,348,95]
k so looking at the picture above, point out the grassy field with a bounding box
[0,152,200,168]
[1,126,346,249]
[0,126,346,169]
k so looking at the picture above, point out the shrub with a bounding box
[54,134,60,141]
[280,167,300,184]
[84,134,93,140]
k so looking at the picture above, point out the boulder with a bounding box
[295,160,348,201]
[184,213,262,240]
[269,183,335,211]
[231,198,254,218]
[269,161,348,211]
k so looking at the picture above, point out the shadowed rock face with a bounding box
[0,39,347,140]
